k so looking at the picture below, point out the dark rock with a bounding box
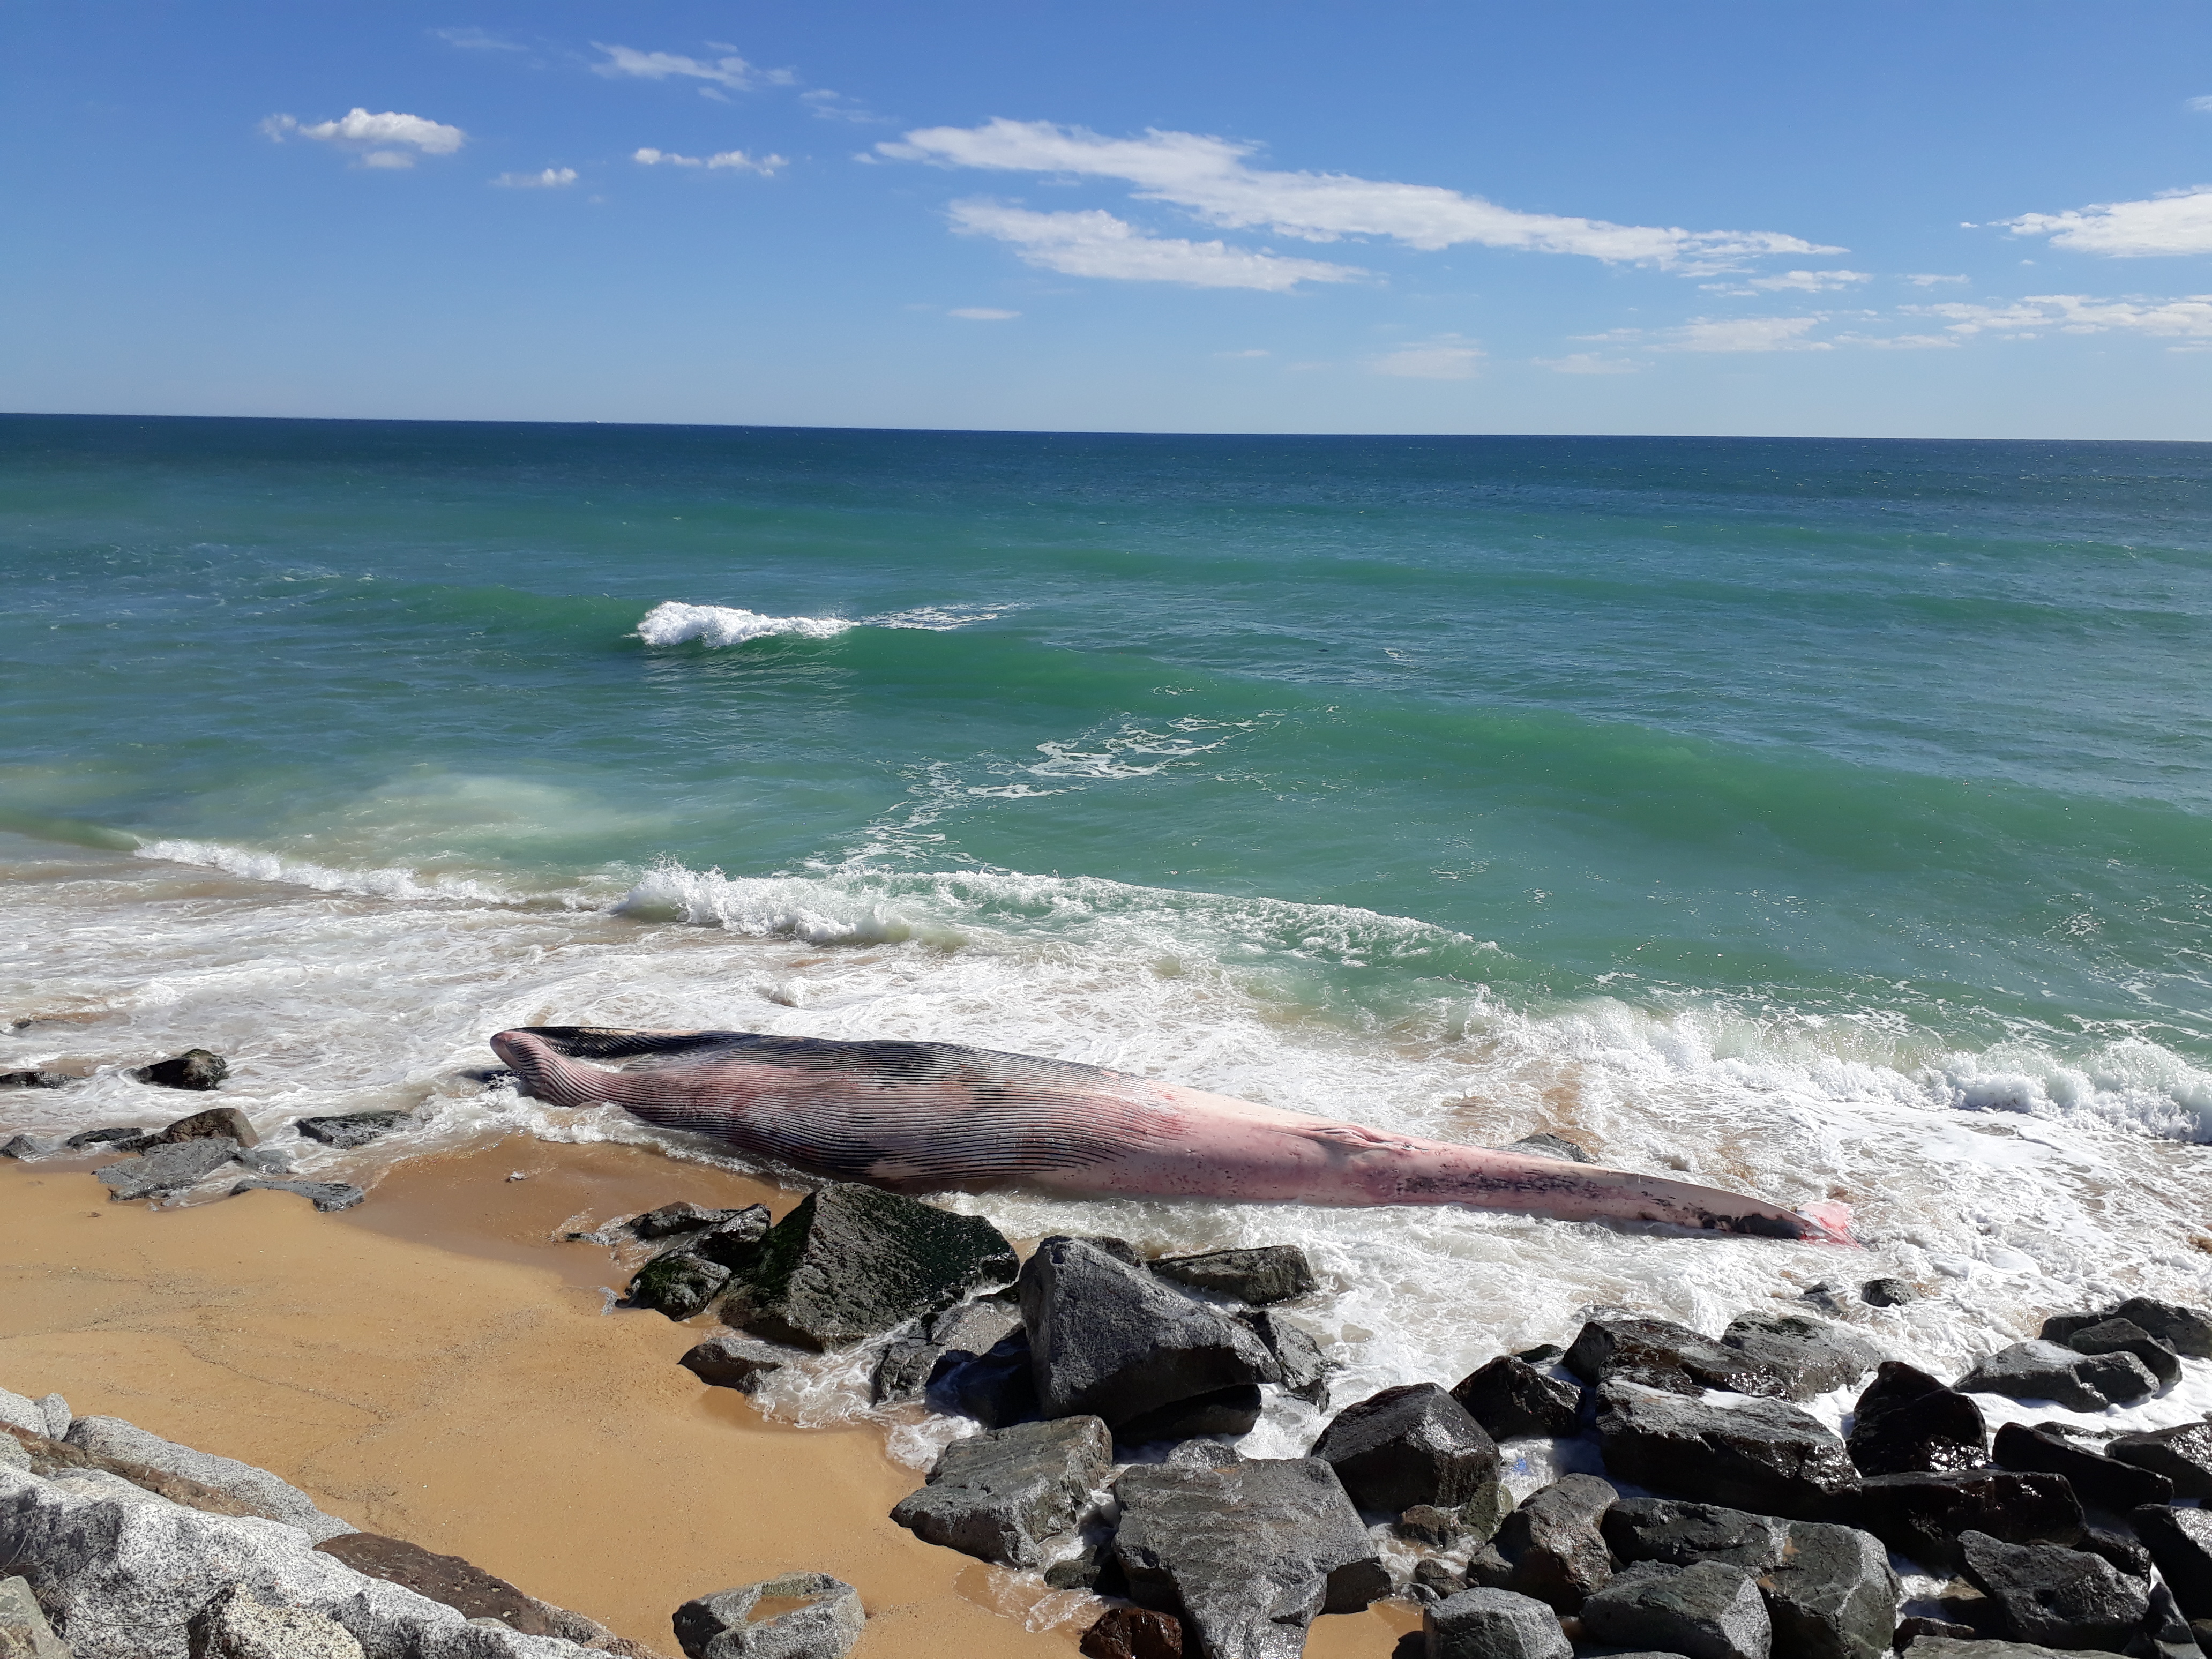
[1892,1615,1979,1643]
[1501,1132,1596,1164]
[1072,1235,1146,1266]
[2076,1520,2151,1578]
[1861,1278,1918,1307]
[2143,1585,2202,1659]
[1045,1544,1108,1591]
[1111,1458,1388,1657]
[1992,1421,2174,1511]
[2036,1311,2105,1345]
[933,1331,1038,1428]
[1397,1504,1467,1546]
[1758,1519,1901,1659]
[64,1124,146,1148]
[1463,1543,1516,1591]
[1165,1438,1244,1468]
[0,1070,70,1089]
[690,1207,774,1271]
[1897,1640,2081,1658]
[1514,1343,1565,1365]
[95,1135,241,1200]
[1150,1245,1317,1306]
[2133,1505,2212,1620]
[1117,1385,1264,1446]
[1019,1236,1277,1429]
[725,1183,1016,1352]
[0,1135,59,1160]
[1424,1586,1572,1659]
[230,1178,364,1213]
[1957,1529,2149,1650]
[1079,1606,1184,1659]
[926,1294,1022,1356]
[234,1147,292,1173]
[1235,1310,1335,1407]
[1577,1559,1771,1659]
[1566,1316,1789,1399]
[1311,1383,1500,1514]
[313,1530,561,1633]
[131,1048,228,1090]
[2108,1420,2212,1500]
[1595,1379,1860,1521]
[627,1249,730,1319]
[1850,1471,2082,1573]
[1719,1310,1881,1401]
[1954,1340,2156,1411]
[1413,1557,1466,1598]
[147,1104,258,1148]
[1847,1362,1985,1477]
[891,1415,1111,1567]
[627,1200,749,1239]
[2065,1316,2183,1387]
[2108,1297,2212,1359]
[671,1571,864,1659]
[294,1111,412,1148]
[679,1334,790,1393]
[1451,1356,1582,1441]
[1603,1498,1789,1573]
[871,1339,941,1405]
[1493,1474,1617,1613]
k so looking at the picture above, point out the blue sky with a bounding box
[6,2,2211,436]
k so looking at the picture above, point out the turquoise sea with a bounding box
[5,413,2209,1454]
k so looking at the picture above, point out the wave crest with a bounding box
[634,602,857,647]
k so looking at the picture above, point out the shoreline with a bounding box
[0,1134,1420,1656]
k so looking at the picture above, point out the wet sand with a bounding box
[0,1137,1419,1657]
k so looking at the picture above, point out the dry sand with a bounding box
[0,1135,1419,1658]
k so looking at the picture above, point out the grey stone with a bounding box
[1019,1237,1277,1429]
[2108,1419,2212,1500]
[36,1400,68,1442]
[2066,1316,2183,1387]
[1565,1317,1788,1399]
[1594,1379,1860,1520]
[1603,1498,1789,1573]
[0,1439,27,1473]
[626,1251,730,1320]
[725,1184,1016,1353]
[229,1180,363,1213]
[2134,1505,2212,1620]
[1578,1560,1772,1659]
[1851,1471,2081,1574]
[924,1295,1022,1357]
[63,1417,354,1543]
[1422,1586,1570,1659]
[1500,1133,1595,1164]
[187,1582,365,1658]
[1164,1439,1243,1470]
[0,1392,46,1439]
[1958,1529,2148,1650]
[1900,1641,2081,1657]
[0,1574,68,1658]
[1954,1340,2156,1411]
[1493,1474,1616,1613]
[1718,1311,1881,1402]
[1992,1420,2174,1510]
[1449,1357,1581,1441]
[624,1201,745,1239]
[1111,1457,1388,1659]
[1234,1311,1334,1407]
[868,1340,940,1406]
[132,1050,228,1092]
[1758,1520,1900,1659]
[1310,1384,1500,1514]
[2106,1297,2212,1359]
[233,1150,291,1175]
[890,1416,1111,1567]
[931,1331,1037,1428]
[872,1297,1021,1407]
[1861,1277,1918,1307]
[292,1113,412,1150]
[147,1107,258,1150]
[63,1126,146,1150]
[672,1573,864,1659]
[1847,1363,1985,1477]
[2076,1518,2151,1578]
[96,1138,240,1201]
[678,1335,789,1394]
[0,1072,70,1091]
[1115,1385,1262,1445]
[1150,1246,1317,1307]
[0,1461,604,1657]
[688,1208,773,1272]
[1,1137,62,1160]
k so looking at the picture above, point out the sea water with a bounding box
[4,415,2209,1474]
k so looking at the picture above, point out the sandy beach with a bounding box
[0,1136,1421,1657]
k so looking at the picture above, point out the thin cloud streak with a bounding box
[947,200,1367,290]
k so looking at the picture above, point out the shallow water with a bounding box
[4,415,2210,1460]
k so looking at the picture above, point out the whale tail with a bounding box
[489,1029,626,1108]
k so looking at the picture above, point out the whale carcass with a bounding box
[489,1027,1851,1243]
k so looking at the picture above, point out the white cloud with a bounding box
[632,147,786,175]
[1216,348,1271,357]
[1906,292,2212,338]
[802,89,883,124]
[947,200,1366,290]
[1536,352,1642,374]
[592,43,794,92]
[1830,332,1959,350]
[2189,95,2212,113]
[1997,187,2212,256]
[261,108,465,168]
[1746,268,1871,292]
[881,118,1839,271]
[1661,315,1833,352]
[1905,273,1969,286]
[949,307,1020,320]
[1371,336,1483,379]
[433,27,522,51]
[494,168,578,189]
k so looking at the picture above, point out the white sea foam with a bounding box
[6,841,2210,1478]
[633,599,1014,648]
[133,838,536,907]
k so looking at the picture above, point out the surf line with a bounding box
[490,1028,1854,1243]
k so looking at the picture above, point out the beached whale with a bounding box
[489,1027,1851,1243]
